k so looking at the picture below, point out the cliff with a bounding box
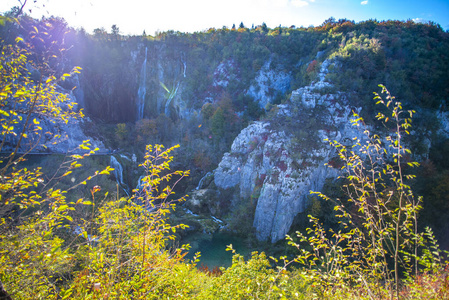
[188,59,364,242]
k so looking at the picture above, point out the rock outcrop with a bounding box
[208,59,362,242]
[247,58,291,109]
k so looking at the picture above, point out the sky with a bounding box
[1,0,448,35]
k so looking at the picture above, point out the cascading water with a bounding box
[181,56,187,78]
[110,156,129,196]
[136,47,147,120]
[196,172,213,190]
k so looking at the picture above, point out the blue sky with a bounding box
[1,0,448,35]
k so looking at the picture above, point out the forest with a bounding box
[1,6,449,299]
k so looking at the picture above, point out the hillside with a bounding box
[1,13,449,298]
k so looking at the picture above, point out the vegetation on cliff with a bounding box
[1,10,449,299]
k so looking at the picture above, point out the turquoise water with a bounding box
[183,231,250,268]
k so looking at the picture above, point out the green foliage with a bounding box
[59,144,192,299]
[0,20,111,299]
[2,12,449,299]
[285,86,448,298]
[200,251,276,299]
[210,107,225,138]
[115,123,128,143]
[201,103,215,120]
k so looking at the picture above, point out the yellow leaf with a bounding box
[57,205,69,211]
[62,171,72,177]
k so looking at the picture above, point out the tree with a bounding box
[60,145,191,299]
[0,20,193,297]
[111,24,119,35]
[111,24,120,39]
[261,22,268,34]
[210,107,225,139]
[115,123,128,141]
[93,27,107,39]
[201,103,215,120]
[0,15,113,298]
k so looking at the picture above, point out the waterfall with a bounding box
[196,172,213,190]
[181,56,187,78]
[110,156,129,196]
[136,47,147,120]
[135,175,145,192]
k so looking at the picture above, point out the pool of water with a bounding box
[183,231,251,268]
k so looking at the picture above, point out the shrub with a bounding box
[285,85,448,298]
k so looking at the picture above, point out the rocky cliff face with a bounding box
[188,59,363,242]
[247,59,291,109]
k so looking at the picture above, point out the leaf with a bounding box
[0,109,10,117]
[51,245,61,254]
[57,205,69,211]
[99,169,110,175]
[62,171,72,177]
